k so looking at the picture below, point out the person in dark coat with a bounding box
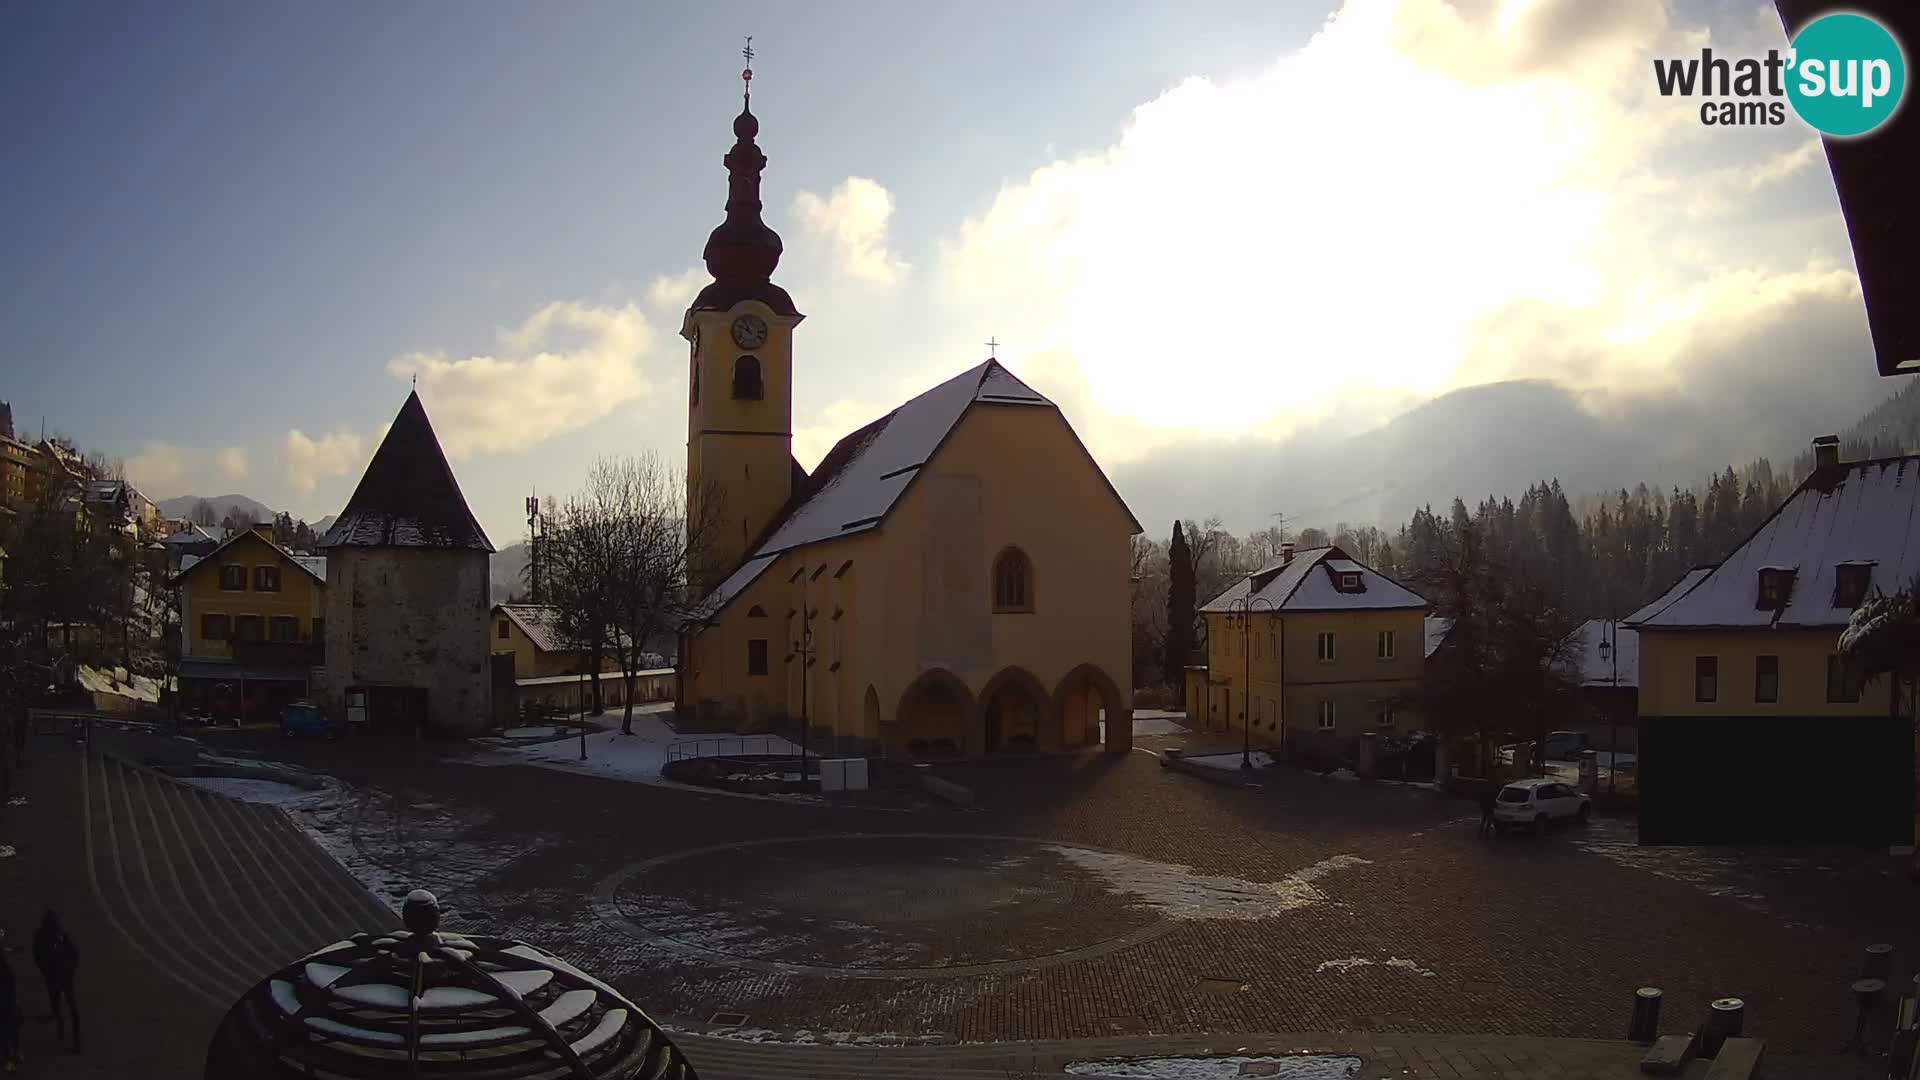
[1478,783,1499,838]
[0,935,22,1070]
[30,911,77,1052]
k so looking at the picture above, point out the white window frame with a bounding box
[1316,631,1336,663]
[1317,699,1336,730]
[1377,629,1395,660]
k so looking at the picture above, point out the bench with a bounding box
[1703,1037,1763,1080]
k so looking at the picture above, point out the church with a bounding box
[676,65,1141,759]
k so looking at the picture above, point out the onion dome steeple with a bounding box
[691,37,801,317]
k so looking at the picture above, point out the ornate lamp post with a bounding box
[1225,596,1275,770]
[1598,615,1618,796]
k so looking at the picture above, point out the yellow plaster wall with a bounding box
[1638,628,1892,716]
[181,532,324,658]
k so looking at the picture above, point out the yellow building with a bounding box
[1626,437,1916,845]
[175,523,328,722]
[676,82,1140,759]
[1190,544,1428,754]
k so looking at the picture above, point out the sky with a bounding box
[0,0,1894,546]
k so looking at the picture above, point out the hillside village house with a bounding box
[321,391,494,737]
[1626,436,1918,844]
[676,79,1140,759]
[1187,544,1429,754]
[174,523,328,722]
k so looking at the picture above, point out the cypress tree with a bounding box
[1164,521,1196,688]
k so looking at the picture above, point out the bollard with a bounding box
[1629,986,1663,1043]
[1865,944,1894,980]
[1849,978,1887,1053]
[1700,997,1744,1058]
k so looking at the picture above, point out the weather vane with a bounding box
[742,35,754,101]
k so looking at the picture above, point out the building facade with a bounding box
[676,82,1140,759]
[175,524,328,722]
[1626,437,1916,844]
[321,391,494,737]
[1190,545,1428,754]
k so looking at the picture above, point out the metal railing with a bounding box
[663,736,798,765]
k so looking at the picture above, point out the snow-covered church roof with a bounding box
[696,359,1137,615]
[1199,546,1427,614]
[1628,454,1920,631]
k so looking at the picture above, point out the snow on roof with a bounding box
[753,361,1052,558]
[179,554,201,574]
[494,604,635,653]
[163,524,216,545]
[1630,455,1920,630]
[1199,546,1427,613]
[1424,616,1454,658]
[293,556,327,583]
[1560,619,1638,688]
[172,529,325,586]
[1624,566,1713,625]
[693,554,778,621]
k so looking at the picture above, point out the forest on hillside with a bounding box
[1129,378,1920,691]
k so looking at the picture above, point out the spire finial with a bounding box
[741,36,755,105]
[986,337,1000,359]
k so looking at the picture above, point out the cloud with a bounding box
[792,178,910,286]
[646,266,708,310]
[924,0,1851,460]
[283,428,370,496]
[214,446,249,481]
[386,300,662,459]
[125,442,188,496]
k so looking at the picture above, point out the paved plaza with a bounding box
[1,724,1910,1077]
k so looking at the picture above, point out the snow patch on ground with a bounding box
[1065,1054,1361,1078]
[1316,956,1437,978]
[1183,751,1275,772]
[1130,712,1191,737]
[179,776,315,805]
[0,845,14,859]
[1048,848,1370,921]
[462,708,809,800]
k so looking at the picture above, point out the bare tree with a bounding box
[190,499,217,527]
[547,455,721,734]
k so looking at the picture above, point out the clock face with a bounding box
[730,314,769,349]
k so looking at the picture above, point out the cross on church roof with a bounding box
[985,337,1000,358]
[742,35,754,100]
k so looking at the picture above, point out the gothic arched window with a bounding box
[732,355,763,400]
[992,547,1034,613]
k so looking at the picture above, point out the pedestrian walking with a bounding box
[30,912,77,1053]
[1478,783,1498,838]
[0,933,22,1071]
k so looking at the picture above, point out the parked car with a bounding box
[280,701,343,741]
[1491,777,1591,833]
[1543,730,1591,762]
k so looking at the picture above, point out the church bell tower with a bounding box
[685,40,804,596]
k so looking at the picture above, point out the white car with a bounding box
[1491,778,1592,833]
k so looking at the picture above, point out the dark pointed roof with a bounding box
[319,392,494,552]
[690,95,801,318]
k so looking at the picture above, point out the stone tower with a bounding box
[683,60,805,596]
[320,391,494,736]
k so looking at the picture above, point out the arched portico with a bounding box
[1053,664,1130,754]
[978,666,1052,753]
[895,668,974,758]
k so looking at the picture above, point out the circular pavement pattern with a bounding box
[592,833,1181,979]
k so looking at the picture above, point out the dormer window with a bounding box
[1834,563,1873,608]
[1755,567,1795,611]
[1339,573,1361,592]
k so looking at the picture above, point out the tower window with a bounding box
[732,355,763,400]
[993,547,1034,613]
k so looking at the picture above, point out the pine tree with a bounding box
[1163,521,1195,688]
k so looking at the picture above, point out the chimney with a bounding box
[1812,434,1840,470]
[1280,541,1295,564]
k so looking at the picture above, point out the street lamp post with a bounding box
[1598,615,1617,796]
[1225,596,1275,770]
[787,565,815,784]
